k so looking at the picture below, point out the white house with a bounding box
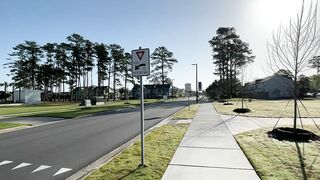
[244,74,294,99]
[13,89,41,104]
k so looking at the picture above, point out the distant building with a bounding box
[71,86,111,102]
[14,89,41,104]
[0,91,12,103]
[244,74,294,99]
[131,84,171,99]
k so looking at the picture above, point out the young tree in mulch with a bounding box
[267,0,320,141]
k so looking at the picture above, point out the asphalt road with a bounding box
[0,100,188,180]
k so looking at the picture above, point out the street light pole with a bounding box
[192,64,198,103]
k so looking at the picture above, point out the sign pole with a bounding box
[140,76,145,166]
[131,47,149,167]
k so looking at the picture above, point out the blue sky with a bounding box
[0,0,315,90]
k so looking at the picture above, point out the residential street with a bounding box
[0,100,188,180]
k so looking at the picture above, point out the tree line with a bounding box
[3,33,178,102]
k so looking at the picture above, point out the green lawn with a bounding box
[236,126,320,180]
[214,99,320,117]
[0,122,30,130]
[86,124,189,180]
[172,104,199,120]
[0,99,167,118]
[0,102,77,115]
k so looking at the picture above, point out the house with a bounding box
[0,91,11,103]
[244,74,294,99]
[71,86,111,102]
[131,84,171,99]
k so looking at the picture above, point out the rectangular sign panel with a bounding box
[198,82,202,91]
[185,83,191,92]
[132,48,150,77]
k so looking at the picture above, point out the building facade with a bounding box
[244,74,294,99]
[131,84,171,99]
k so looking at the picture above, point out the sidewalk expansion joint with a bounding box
[169,163,254,171]
[178,146,240,150]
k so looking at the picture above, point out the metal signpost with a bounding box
[132,47,150,166]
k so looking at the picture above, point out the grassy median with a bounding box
[0,122,30,130]
[172,104,199,120]
[235,126,320,180]
[86,124,189,180]
[214,99,320,117]
[0,99,168,118]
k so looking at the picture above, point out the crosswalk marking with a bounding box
[31,165,51,173]
[11,163,32,170]
[53,168,72,176]
[0,160,13,166]
[0,160,72,176]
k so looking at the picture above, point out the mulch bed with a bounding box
[268,127,320,142]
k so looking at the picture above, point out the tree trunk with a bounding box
[63,70,65,102]
[124,73,127,100]
[4,83,7,103]
[162,58,164,98]
[113,62,116,101]
[107,68,111,101]
[293,73,298,132]
[12,84,15,103]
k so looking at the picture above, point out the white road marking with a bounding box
[11,163,32,170]
[31,165,51,173]
[0,160,13,166]
[53,168,72,176]
[1,160,71,176]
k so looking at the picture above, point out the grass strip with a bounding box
[235,126,320,180]
[86,124,189,180]
[214,99,320,118]
[172,104,199,120]
[0,122,30,130]
[0,99,167,118]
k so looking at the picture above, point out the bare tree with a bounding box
[267,0,320,131]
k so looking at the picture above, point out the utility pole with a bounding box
[192,64,198,103]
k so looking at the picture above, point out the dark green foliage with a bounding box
[208,27,254,98]
[148,46,177,98]
[148,46,177,85]
[4,34,177,103]
[205,80,220,99]
[94,43,110,87]
[109,44,125,101]
[297,75,310,98]
[5,41,42,90]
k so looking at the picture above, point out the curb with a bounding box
[0,126,31,134]
[67,106,186,180]
[67,117,172,180]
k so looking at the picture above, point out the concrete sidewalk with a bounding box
[162,103,260,180]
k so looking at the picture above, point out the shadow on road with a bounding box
[86,100,190,118]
